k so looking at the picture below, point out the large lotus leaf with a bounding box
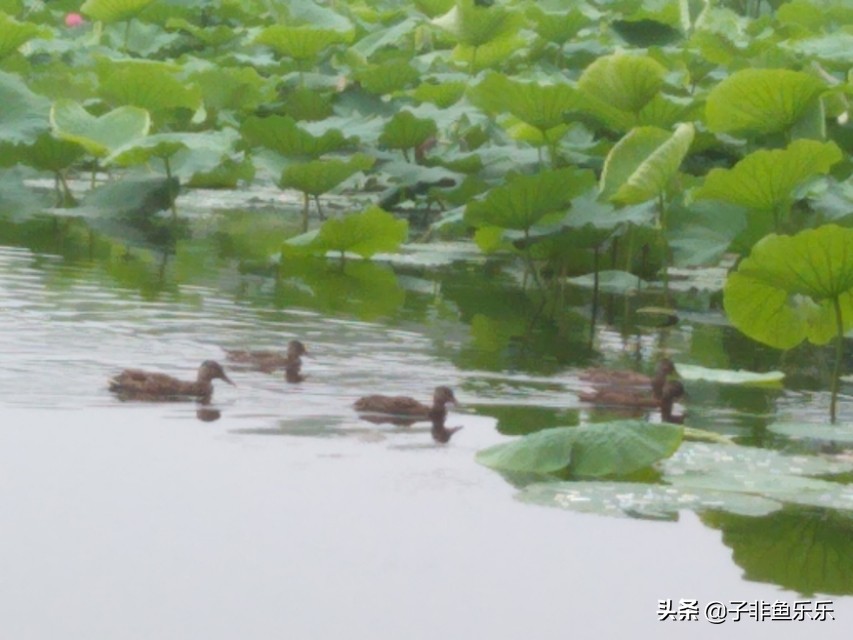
[724,225,853,349]
[432,0,523,48]
[283,206,407,258]
[242,115,352,159]
[187,65,273,113]
[782,33,853,66]
[468,73,582,133]
[518,481,781,519]
[378,111,437,151]
[465,168,595,231]
[667,199,747,267]
[279,154,375,196]
[255,26,352,60]
[350,17,419,58]
[578,53,666,115]
[694,139,842,212]
[0,168,53,219]
[96,59,201,113]
[477,421,683,478]
[0,12,49,57]
[354,59,419,95]
[50,100,150,158]
[600,123,694,204]
[165,17,238,47]
[637,94,694,129]
[676,363,784,385]
[0,71,50,145]
[769,422,853,444]
[107,131,223,166]
[412,80,466,108]
[705,69,825,136]
[81,0,154,23]
[561,187,656,230]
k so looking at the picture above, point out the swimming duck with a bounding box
[579,378,685,416]
[225,340,307,377]
[354,386,457,424]
[108,360,235,401]
[580,358,676,399]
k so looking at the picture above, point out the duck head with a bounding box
[433,386,457,407]
[287,340,308,358]
[199,360,236,386]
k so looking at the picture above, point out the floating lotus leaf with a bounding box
[675,363,784,386]
[768,422,853,444]
[50,100,150,157]
[705,68,825,136]
[0,71,50,145]
[528,6,590,45]
[694,139,842,213]
[81,0,154,23]
[354,59,419,95]
[600,123,694,204]
[477,421,683,477]
[724,225,853,349]
[782,33,853,65]
[432,0,523,48]
[187,65,273,114]
[412,80,466,108]
[465,168,595,231]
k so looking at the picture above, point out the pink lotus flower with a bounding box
[65,13,85,27]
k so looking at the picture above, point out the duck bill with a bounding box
[222,373,236,386]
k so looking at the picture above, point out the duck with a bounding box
[354,386,457,425]
[224,340,307,377]
[580,358,676,399]
[108,360,235,401]
[579,378,685,421]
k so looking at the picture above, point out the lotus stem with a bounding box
[302,192,310,232]
[164,157,178,220]
[831,296,844,423]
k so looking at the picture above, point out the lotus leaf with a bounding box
[81,0,154,23]
[50,100,150,158]
[283,206,407,260]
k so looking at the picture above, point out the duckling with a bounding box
[580,358,676,399]
[354,386,457,425]
[109,360,234,401]
[225,340,307,377]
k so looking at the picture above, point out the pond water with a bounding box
[1,221,852,639]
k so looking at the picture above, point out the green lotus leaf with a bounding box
[283,206,407,259]
[675,363,784,385]
[768,423,853,444]
[578,53,667,115]
[165,17,238,47]
[667,200,747,267]
[518,481,780,519]
[0,71,51,145]
[50,100,150,158]
[0,168,53,219]
[97,59,202,113]
[378,111,437,152]
[694,139,842,212]
[527,5,590,45]
[0,12,50,58]
[349,17,419,58]
[465,168,595,231]
[782,33,853,66]
[468,72,582,133]
[279,153,375,196]
[81,0,154,23]
[566,270,649,294]
[600,123,694,204]
[723,225,853,349]
[354,59,419,95]
[255,26,352,61]
[476,421,683,478]
[19,133,86,172]
[242,115,352,159]
[705,68,825,136]
[432,0,523,48]
[414,0,454,18]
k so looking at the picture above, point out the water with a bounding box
[1,241,851,639]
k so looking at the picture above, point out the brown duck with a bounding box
[354,386,457,425]
[579,379,685,424]
[580,358,676,399]
[108,360,235,401]
[225,340,307,379]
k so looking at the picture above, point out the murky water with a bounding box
[1,240,851,639]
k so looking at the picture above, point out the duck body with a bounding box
[225,340,307,381]
[108,360,234,401]
[580,358,676,399]
[354,386,457,425]
[580,379,685,423]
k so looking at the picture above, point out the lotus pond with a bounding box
[3,0,853,637]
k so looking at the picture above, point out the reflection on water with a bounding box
[2,218,853,636]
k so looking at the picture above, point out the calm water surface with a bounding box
[1,243,851,640]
